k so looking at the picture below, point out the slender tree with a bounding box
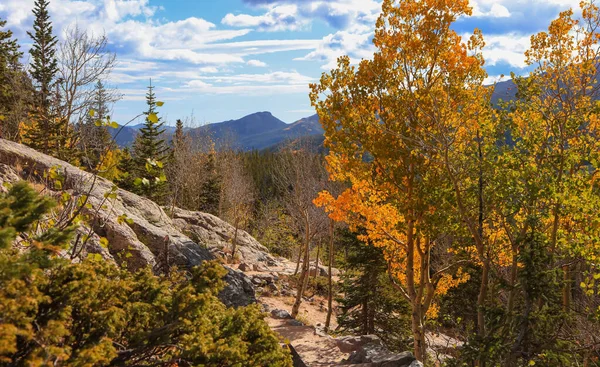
[25,0,60,154]
[80,80,114,169]
[129,80,169,202]
[0,17,29,140]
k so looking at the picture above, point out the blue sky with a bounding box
[0,0,583,126]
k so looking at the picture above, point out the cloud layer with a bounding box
[0,0,587,123]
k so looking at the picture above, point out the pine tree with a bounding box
[25,0,61,155]
[173,118,186,150]
[116,147,135,190]
[80,80,113,169]
[199,144,221,215]
[336,229,411,352]
[0,17,28,140]
[129,80,169,202]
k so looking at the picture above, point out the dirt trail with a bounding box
[262,295,348,366]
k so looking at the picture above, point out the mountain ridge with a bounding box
[110,79,517,150]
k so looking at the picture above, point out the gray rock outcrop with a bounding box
[0,139,267,307]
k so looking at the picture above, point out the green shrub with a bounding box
[0,181,292,366]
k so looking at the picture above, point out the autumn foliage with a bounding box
[312,0,600,364]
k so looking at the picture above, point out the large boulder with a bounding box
[220,267,257,307]
[0,139,257,307]
[171,208,281,267]
[336,335,381,354]
[344,335,416,367]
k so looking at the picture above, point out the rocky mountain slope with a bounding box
[0,138,280,307]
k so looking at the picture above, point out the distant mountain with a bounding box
[235,114,324,150]
[110,122,178,147]
[189,111,288,149]
[109,78,525,151]
[491,78,518,105]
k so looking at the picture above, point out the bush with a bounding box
[0,182,292,366]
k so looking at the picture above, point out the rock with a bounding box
[238,262,251,272]
[408,361,423,367]
[287,319,304,327]
[252,277,264,286]
[347,339,416,366]
[271,309,293,319]
[219,267,256,308]
[261,303,271,312]
[336,335,382,354]
[314,325,328,337]
[171,208,282,267]
[0,139,256,308]
[253,263,269,272]
[307,262,341,277]
[254,273,275,284]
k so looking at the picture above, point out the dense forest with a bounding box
[2,0,600,365]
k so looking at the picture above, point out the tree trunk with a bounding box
[294,243,303,276]
[292,216,311,318]
[507,251,518,314]
[410,303,426,362]
[231,218,239,263]
[314,240,321,280]
[562,264,570,312]
[325,220,334,331]
[362,297,369,335]
[477,258,490,336]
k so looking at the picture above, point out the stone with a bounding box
[238,262,251,272]
[287,319,304,327]
[254,273,275,284]
[336,335,382,354]
[271,309,292,319]
[219,267,256,308]
[252,263,269,272]
[170,207,282,267]
[348,340,416,366]
[252,277,264,286]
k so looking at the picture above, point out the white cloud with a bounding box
[472,3,510,18]
[296,30,375,69]
[233,0,382,32]
[183,70,313,95]
[481,33,531,68]
[0,0,320,67]
[222,4,306,31]
[247,59,268,67]
[183,83,310,95]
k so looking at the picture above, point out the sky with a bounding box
[0,0,585,126]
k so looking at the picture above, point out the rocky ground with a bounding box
[233,259,424,367]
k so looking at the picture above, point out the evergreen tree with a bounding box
[336,229,411,352]
[116,147,135,190]
[129,80,169,202]
[25,0,62,155]
[199,144,221,215]
[0,17,28,140]
[80,80,113,169]
[173,118,186,150]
